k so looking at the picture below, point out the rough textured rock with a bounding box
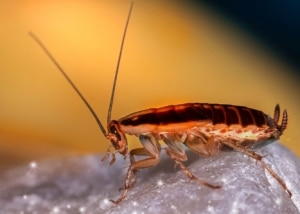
[0,142,299,214]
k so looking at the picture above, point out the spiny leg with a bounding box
[222,140,292,197]
[165,147,221,189]
[125,148,150,189]
[111,135,161,204]
[161,133,221,189]
[130,148,149,163]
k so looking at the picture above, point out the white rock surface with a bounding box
[0,142,299,214]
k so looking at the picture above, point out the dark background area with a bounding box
[192,0,300,76]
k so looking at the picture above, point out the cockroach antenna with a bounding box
[28,2,134,138]
[28,31,107,136]
[107,1,134,125]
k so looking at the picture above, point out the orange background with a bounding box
[0,0,299,170]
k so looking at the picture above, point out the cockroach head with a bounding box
[107,120,128,156]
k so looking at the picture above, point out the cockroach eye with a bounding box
[110,125,121,141]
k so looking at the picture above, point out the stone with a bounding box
[0,142,299,214]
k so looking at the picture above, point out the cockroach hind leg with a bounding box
[222,140,292,197]
[260,160,292,198]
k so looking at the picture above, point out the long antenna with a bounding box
[28,2,135,137]
[107,2,134,124]
[28,32,108,136]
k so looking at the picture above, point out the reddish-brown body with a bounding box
[119,103,275,135]
[118,103,283,151]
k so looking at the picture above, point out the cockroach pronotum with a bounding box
[28,2,291,204]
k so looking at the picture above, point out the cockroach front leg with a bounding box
[119,148,150,190]
[130,148,151,172]
[222,140,292,197]
[111,134,161,204]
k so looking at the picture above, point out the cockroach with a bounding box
[28,2,291,204]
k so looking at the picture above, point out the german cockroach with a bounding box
[29,2,291,204]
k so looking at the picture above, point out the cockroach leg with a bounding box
[184,134,221,156]
[222,140,292,197]
[130,148,149,174]
[206,136,222,156]
[183,135,209,156]
[117,148,150,191]
[164,146,221,189]
[160,133,221,189]
[111,155,160,204]
[129,148,150,163]
[111,135,161,204]
[260,160,292,197]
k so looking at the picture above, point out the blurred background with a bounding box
[0,0,299,170]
